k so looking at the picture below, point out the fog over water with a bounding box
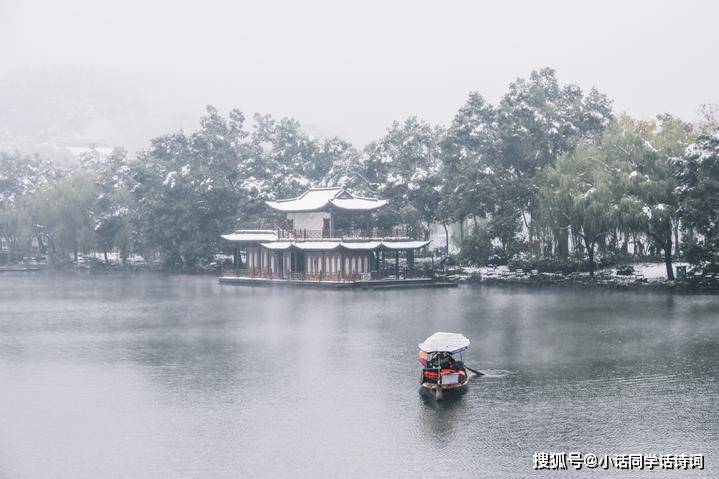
[0,273,717,478]
[1,0,718,151]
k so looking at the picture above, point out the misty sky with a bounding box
[1,0,718,146]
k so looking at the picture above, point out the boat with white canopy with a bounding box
[418,332,471,400]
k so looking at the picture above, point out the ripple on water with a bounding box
[477,369,517,378]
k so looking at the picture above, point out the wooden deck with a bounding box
[218,276,457,290]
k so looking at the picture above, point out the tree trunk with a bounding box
[522,210,533,255]
[598,235,607,256]
[36,235,45,255]
[621,232,628,255]
[459,218,464,244]
[632,234,642,258]
[442,222,449,255]
[103,250,109,263]
[664,232,675,280]
[610,229,618,253]
[583,236,595,278]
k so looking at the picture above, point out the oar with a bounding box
[465,366,484,376]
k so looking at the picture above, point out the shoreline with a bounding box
[441,265,719,294]
[459,277,718,294]
[3,262,718,294]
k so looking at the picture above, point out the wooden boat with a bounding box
[419,332,470,400]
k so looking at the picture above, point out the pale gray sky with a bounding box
[1,0,718,146]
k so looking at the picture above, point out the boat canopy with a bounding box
[419,332,470,354]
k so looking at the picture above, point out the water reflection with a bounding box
[418,387,467,438]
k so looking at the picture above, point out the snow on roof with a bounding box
[419,332,470,354]
[265,186,387,212]
[292,241,341,251]
[340,241,382,250]
[266,187,342,212]
[330,197,387,211]
[380,240,430,250]
[221,230,278,242]
[254,240,428,251]
[261,242,293,250]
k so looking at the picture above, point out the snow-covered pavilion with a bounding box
[220,186,433,285]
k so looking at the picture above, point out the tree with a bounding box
[440,92,499,242]
[539,144,618,277]
[0,151,63,260]
[605,115,693,279]
[80,148,134,263]
[129,106,248,267]
[676,130,719,268]
[319,138,365,190]
[364,117,444,234]
[441,69,613,259]
[696,103,719,134]
[26,173,97,263]
[458,225,493,265]
[125,106,351,267]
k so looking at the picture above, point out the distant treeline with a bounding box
[1,68,718,277]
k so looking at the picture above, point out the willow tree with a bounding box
[603,115,694,280]
[539,144,618,277]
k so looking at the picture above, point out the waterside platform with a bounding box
[218,276,457,290]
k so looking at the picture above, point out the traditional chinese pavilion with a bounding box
[219,186,446,288]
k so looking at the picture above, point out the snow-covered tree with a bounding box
[607,115,693,279]
[128,106,250,266]
[364,117,444,233]
[80,147,134,263]
[442,69,614,258]
[677,130,719,268]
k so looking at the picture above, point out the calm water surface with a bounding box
[0,273,717,478]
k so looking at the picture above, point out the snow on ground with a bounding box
[631,262,688,279]
[460,262,686,281]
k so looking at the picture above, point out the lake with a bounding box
[0,273,717,478]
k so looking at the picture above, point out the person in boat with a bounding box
[419,332,471,399]
[428,352,459,371]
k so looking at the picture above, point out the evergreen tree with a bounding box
[677,130,719,268]
[364,117,444,233]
